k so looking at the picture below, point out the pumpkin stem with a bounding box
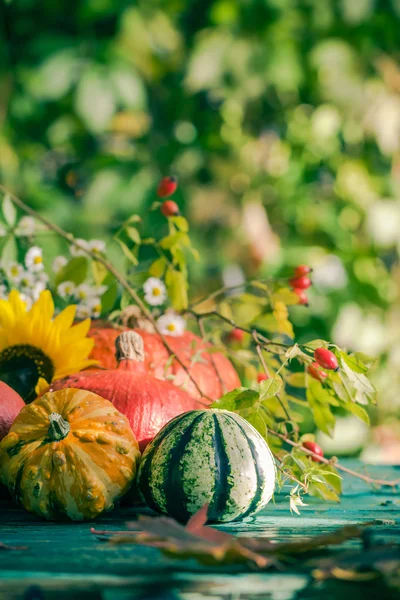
[48,412,70,441]
[115,331,145,363]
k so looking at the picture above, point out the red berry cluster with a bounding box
[157,176,179,217]
[308,348,339,381]
[289,265,312,306]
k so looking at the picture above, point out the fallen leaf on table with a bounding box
[312,543,400,587]
[90,504,384,569]
[0,541,28,551]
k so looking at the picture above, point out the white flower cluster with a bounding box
[56,281,107,319]
[142,277,185,337]
[1,246,48,309]
[0,216,37,239]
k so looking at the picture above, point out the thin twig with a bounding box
[0,184,210,401]
[268,430,400,489]
[272,452,308,491]
[197,317,227,394]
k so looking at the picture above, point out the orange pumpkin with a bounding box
[50,331,200,451]
[88,322,241,403]
[0,381,25,441]
[0,388,140,521]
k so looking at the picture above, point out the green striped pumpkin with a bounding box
[138,409,276,523]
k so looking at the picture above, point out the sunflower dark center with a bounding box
[0,345,54,403]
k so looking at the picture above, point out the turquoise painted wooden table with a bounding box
[0,460,399,600]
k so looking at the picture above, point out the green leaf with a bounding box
[306,380,336,435]
[345,401,370,425]
[116,239,138,265]
[127,214,142,224]
[55,257,88,286]
[165,268,188,311]
[126,227,141,245]
[2,195,17,227]
[171,216,189,233]
[100,273,119,314]
[286,373,306,387]
[91,261,108,285]
[212,388,260,411]
[246,412,267,437]
[272,288,300,306]
[160,232,190,250]
[149,258,167,278]
[259,376,282,400]
[304,339,329,350]
[1,235,17,263]
[340,351,369,374]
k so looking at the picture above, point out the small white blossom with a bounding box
[70,239,89,257]
[6,262,24,282]
[18,271,35,289]
[88,239,106,254]
[52,256,67,274]
[16,216,36,237]
[157,312,186,337]
[38,271,49,285]
[143,277,167,306]
[87,296,102,318]
[57,281,76,298]
[76,304,92,320]
[0,284,8,299]
[0,224,7,238]
[74,283,96,301]
[25,246,44,272]
[289,492,308,516]
[32,281,48,300]
[93,285,107,297]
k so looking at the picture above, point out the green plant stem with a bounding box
[0,184,210,402]
[268,429,400,489]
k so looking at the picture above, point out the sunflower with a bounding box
[0,290,97,402]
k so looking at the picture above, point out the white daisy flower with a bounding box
[18,271,35,289]
[16,216,36,237]
[74,283,93,301]
[57,281,76,299]
[0,284,8,299]
[6,262,24,282]
[25,246,44,272]
[52,256,67,274]
[0,224,7,238]
[87,296,102,318]
[157,312,186,337]
[38,271,49,285]
[70,239,89,257]
[76,303,92,320]
[32,280,48,300]
[88,239,106,254]
[93,285,108,297]
[143,277,167,306]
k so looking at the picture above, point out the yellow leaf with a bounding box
[165,269,188,311]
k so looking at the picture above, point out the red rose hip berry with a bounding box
[302,440,324,462]
[257,372,270,383]
[227,328,244,343]
[308,362,328,381]
[157,176,178,198]
[160,200,180,217]
[293,288,309,306]
[294,264,312,277]
[289,275,312,290]
[314,348,339,371]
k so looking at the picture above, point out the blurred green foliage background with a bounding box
[1,0,400,424]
